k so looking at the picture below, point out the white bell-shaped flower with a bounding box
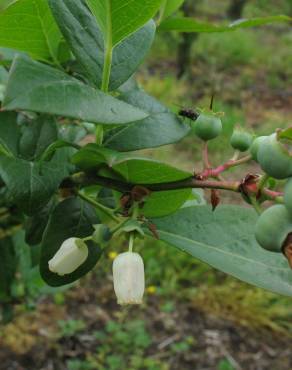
[48,237,88,276]
[113,251,145,305]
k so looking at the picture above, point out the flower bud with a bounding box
[113,252,145,305]
[48,237,88,276]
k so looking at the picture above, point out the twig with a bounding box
[77,191,120,222]
[157,334,180,350]
[198,155,252,179]
[63,172,282,205]
[250,196,262,215]
[202,142,211,169]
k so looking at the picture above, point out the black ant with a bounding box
[178,92,215,121]
[178,107,199,121]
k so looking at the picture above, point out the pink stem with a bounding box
[262,189,284,199]
[202,142,211,169]
[198,155,252,179]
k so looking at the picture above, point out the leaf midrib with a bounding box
[5,78,84,107]
[104,111,172,145]
[157,229,288,272]
[33,0,57,62]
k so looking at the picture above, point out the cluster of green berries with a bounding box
[191,111,253,151]
[192,112,292,259]
[229,129,292,257]
[253,134,292,256]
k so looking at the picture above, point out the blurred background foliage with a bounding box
[0,0,292,369]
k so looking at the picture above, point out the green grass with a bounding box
[67,319,169,370]
[58,319,86,338]
[244,0,291,17]
[194,30,259,69]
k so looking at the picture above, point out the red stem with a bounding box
[198,155,252,179]
[202,142,211,169]
[69,173,282,202]
[262,188,283,199]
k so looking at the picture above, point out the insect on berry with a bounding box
[178,108,199,121]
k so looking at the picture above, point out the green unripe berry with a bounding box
[230,130,253,152]
[284,178,292,216]
[257,134,292,179]
[255,205,292,252]
[194,113,222,141]
[250,136,267,162]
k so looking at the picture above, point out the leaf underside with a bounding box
[150,205,292,296]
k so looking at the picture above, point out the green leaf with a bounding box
[59,124,87,144]
[113,157,192,217]
[19,115,58,160]
[162,0,184,20]
[0,0,17,11]
[72,143,191,183]
[159,15,291,33]
[150,205,292,296]
[143,189,191,217]
[126,182,204,219]
[0,47,25,66]
[182,189,206,208]
[104,89,190,151]
[108,21,155,90]
[0,237,17,301]
[159,18,227,33]
[117,219,145,237]
[39,140,80,162]
[97,187,116,209]
[0,111,19,156]
[86,0,162,46]
[24,199,56,246]
[0,65,8,101]
[227,15,292,29]
[279,127,292,141]
[0,65,8,83]
[0,156,69,215]
[71,144,125,170]
[13,231,34,282]
[3,56,148,125]
[0,0,63,62]
[72,144,193,217]
[48,0,155,90]
[40,197,102,287]
[113,158,191,184]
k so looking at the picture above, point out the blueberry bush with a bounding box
[0,0,291,314]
